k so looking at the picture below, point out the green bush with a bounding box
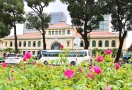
[0,50,132,90]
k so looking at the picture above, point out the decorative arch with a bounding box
[23,41,26,47]
[33,41,36,47]
[98,40,102,47]
[10,41,12,47]
[105,40,109,47]
[51,42,61,50]
[111,40,116,47]
[28,41,31,47]
[19,41,21,47]
[38,41,41,47]
[92,40,96,47]
[80,40,84,47]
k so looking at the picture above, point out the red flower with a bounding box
[87,72,94,79]
[105,49,112,54]
[115,63,120,69]
[97,56,104,62]
[25,52,32,59]
[60,44,64,49]
[78,68,83,73]
[2,62,7,67]
[37,63,41,66]
[64,70,75,79]
[94,66,102,74]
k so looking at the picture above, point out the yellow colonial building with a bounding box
[1,21,126,56]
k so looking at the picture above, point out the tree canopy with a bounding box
[0,0,11,38]
[104,0,132,62]
[61,0,105,49]
[1,0,25,53]
[0,22,10,38]
[25,0,55,50]
[26,13,51,34]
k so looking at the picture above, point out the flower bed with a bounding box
[0,50,132,90]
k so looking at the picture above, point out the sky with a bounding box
[9,0,132,48]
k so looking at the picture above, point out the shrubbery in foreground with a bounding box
[0,50,132,90]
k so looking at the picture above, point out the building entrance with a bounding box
[51,42,61,50]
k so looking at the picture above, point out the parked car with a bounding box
[0,57,4,63]
[5,54,23,64]
[122,52,132,65]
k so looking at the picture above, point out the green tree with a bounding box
[0,22,10,38]
[25,0,55,50]
[1,0,25,53]
[61,0,104,49]
[105,0,132,62]
[3,47,14,54]
[0,0,11,38]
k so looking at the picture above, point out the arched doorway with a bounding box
[51,42,61,50]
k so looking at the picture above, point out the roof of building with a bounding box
[5,31,118,39]
[6,33,42,39]
[75,31,118,37]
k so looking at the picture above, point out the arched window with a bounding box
[19,41,21,47]
[98,40,102,47]
[38,41,41,47]
[10,41,12,47]
[111,40,116,47]
[92,40,96,47]
[23,41,26,47]
[105,40,109,47]
[5,42,7,47]
[33,41,36,47]
[28,41,31,47]
[80,40,84,47]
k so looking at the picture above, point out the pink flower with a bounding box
[78,68,83,73]
[105,49,112,54]
[25,52,32,59]
[64,70,75,79]
[89,66,93,72]
[87,72,94,79]
[37,63,41,66]
[94,66,102,74]
[23,56,27,61]
[2,62,7,67]
[12,70,15,72]
[49,64,53,68]
[97,56,104,62]
[131,72,132,74]
[105,86,111,90]
[60,44,64,49]
[115,63,120,69]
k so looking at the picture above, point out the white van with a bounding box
[37,50,90,65]
[5,54,23,64]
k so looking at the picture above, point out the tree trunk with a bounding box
[42,33,46,50]
[114,39,123,63]
[14,25,18,53]
[84,38,89,49]
[115,31,127,63]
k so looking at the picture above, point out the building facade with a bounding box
[2,21,126,56]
